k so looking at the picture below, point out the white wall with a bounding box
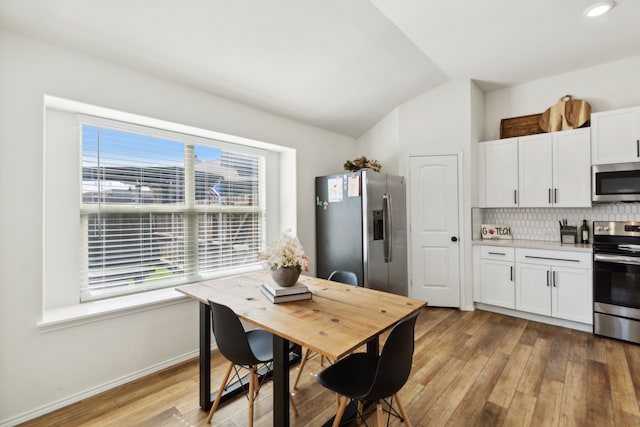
[484,55,640,141]
[0,29,354,425]
[356,109,400,174]
[397,80,469,159]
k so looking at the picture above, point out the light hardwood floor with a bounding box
[19,307,640,426]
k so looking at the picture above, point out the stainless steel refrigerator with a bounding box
[315,170,408,295]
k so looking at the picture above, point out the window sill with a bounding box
[38,288,192,332]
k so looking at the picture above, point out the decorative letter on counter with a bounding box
[481,224,513,240]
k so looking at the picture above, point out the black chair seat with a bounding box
[328,270,358,286]
[246,329,277,362]
[317,353,378,399]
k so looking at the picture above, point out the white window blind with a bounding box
[80,118,265,301]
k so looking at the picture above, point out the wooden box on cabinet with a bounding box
[500,113,544,139]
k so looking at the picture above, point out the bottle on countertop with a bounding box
[581,219,590,244]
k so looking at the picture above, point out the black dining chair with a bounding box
[316,311,419,427]
[292,270,359,390]
[327,270,358,286]
[206,300,297,426]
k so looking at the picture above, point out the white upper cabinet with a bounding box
[479,129,591,208]
[591,106,640,165]
[518,134,553,207]
[518,129,591,207]
[552,128,592,207]
[482,137,518,207]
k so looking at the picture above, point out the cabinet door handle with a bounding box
[637,140,639,157]
[548,188,552,204]
[510,266,513,281]
[514,190,517,204]
[546,270,550,287]
[488,251,506,256]
[525,255,580,263]
[553,271,557,287]
[554,188,558,204]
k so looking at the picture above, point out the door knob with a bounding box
[451,236,458,242]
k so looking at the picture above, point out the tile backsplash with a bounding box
[473,203,640,242]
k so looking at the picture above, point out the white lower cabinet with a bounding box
[478,246,515,309]
[476,245,593,325]
[515,262,551,315]
[552,266,593,323]
[515,249,593,324]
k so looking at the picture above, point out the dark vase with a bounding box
[270,267,300,287]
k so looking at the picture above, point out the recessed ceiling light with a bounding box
[583,1,616,17]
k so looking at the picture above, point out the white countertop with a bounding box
[472,239,592,253]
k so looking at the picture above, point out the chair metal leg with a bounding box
[394,393,412,427]
[206,361,234,424]
[293,347,312,389]
[332,396,349,427]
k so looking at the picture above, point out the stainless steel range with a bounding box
[593,221,640,344]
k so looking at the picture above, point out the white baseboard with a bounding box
[1,349,201,427]
[475,303,593,333]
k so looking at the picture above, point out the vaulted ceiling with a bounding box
[1,0,639,137]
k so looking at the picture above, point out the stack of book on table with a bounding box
[260,280,312,303]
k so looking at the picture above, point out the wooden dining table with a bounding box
[176,271,427,427]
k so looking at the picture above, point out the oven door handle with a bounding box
[619,244,640,253]
[595,253,640,265]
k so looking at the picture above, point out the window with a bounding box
[80,118,266,301]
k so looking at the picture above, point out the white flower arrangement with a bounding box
[260,231,309,272]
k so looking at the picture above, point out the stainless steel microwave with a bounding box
[593,162,640,202]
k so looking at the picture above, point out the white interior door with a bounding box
[409,155,460,307]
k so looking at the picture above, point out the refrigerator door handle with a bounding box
[383,192,392,263]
